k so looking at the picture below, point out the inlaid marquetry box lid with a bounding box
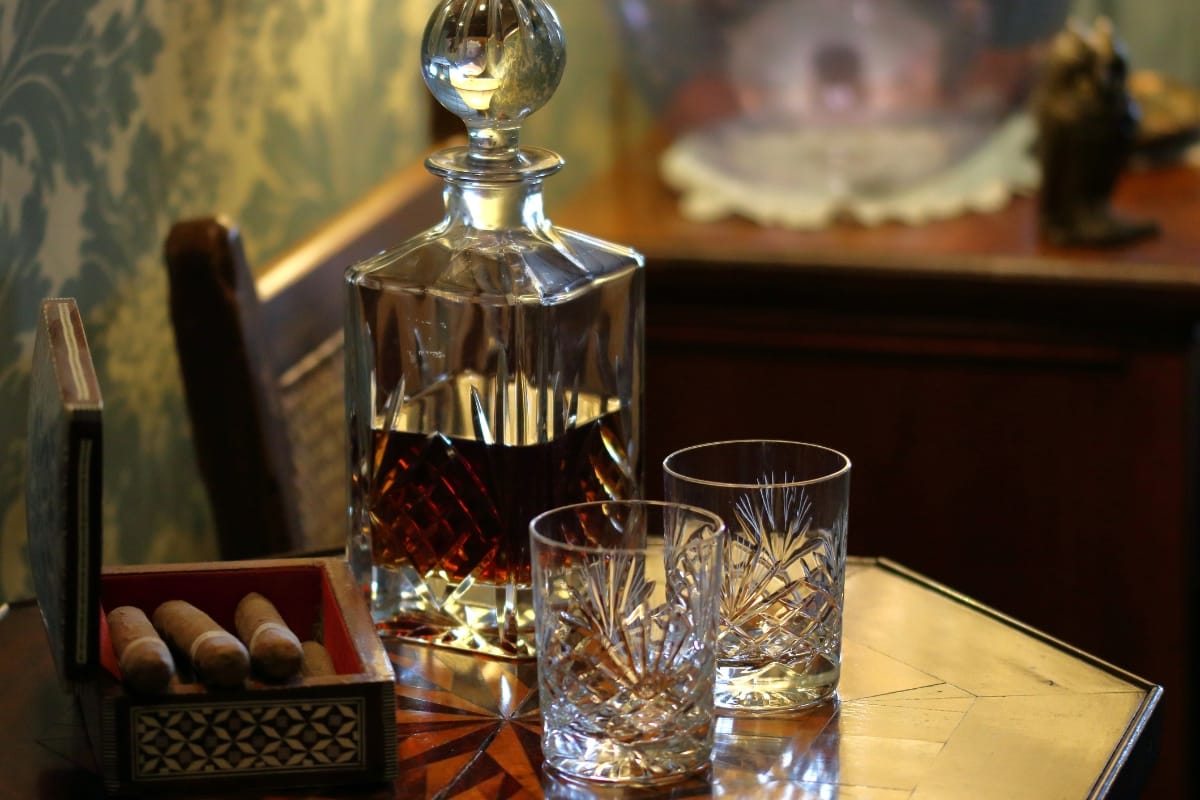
[26,298,103,687]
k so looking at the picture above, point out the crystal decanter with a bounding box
[344,0,644,659]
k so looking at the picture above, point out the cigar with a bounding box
[152,600,249,689]
[166,671,205,695]
[235,592,303,681]
[107,606,174,693]
[300,640,337,678]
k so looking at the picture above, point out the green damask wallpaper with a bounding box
[0,0,624,603]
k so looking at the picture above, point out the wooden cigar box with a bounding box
[25,298,397,795]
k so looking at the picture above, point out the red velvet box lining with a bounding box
[96,564,364,683]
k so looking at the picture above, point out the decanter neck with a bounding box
[443,177,547,232]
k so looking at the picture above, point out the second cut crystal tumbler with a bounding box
[664,440,850,713]
[531,500,724,785]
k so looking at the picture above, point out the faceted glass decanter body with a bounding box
[345,159,643,658]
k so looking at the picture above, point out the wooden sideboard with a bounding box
[558,142,1200,800]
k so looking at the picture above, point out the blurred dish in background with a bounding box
[612,0,1071,227]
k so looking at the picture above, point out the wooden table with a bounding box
[0,559,1160,798]
[557,142,1200,800]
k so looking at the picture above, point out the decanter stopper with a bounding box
[422,0,566,166]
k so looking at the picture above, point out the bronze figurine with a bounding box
[1032,18,1158,247]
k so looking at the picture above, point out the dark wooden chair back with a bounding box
[164,150,445,559]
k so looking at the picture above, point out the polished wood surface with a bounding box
[557,145,1200,800]
[0,559,1160,799]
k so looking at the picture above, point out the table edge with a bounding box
[851,555,1164,799]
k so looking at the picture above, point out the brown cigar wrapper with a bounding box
[107,606,174,693]
[235,592,303,681]
[300,640,337,678]
[152,600,249,689]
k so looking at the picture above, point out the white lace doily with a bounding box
[660,113,1040,228]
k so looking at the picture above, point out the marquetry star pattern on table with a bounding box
[388,637,543,798]
[385,559,1159,799]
